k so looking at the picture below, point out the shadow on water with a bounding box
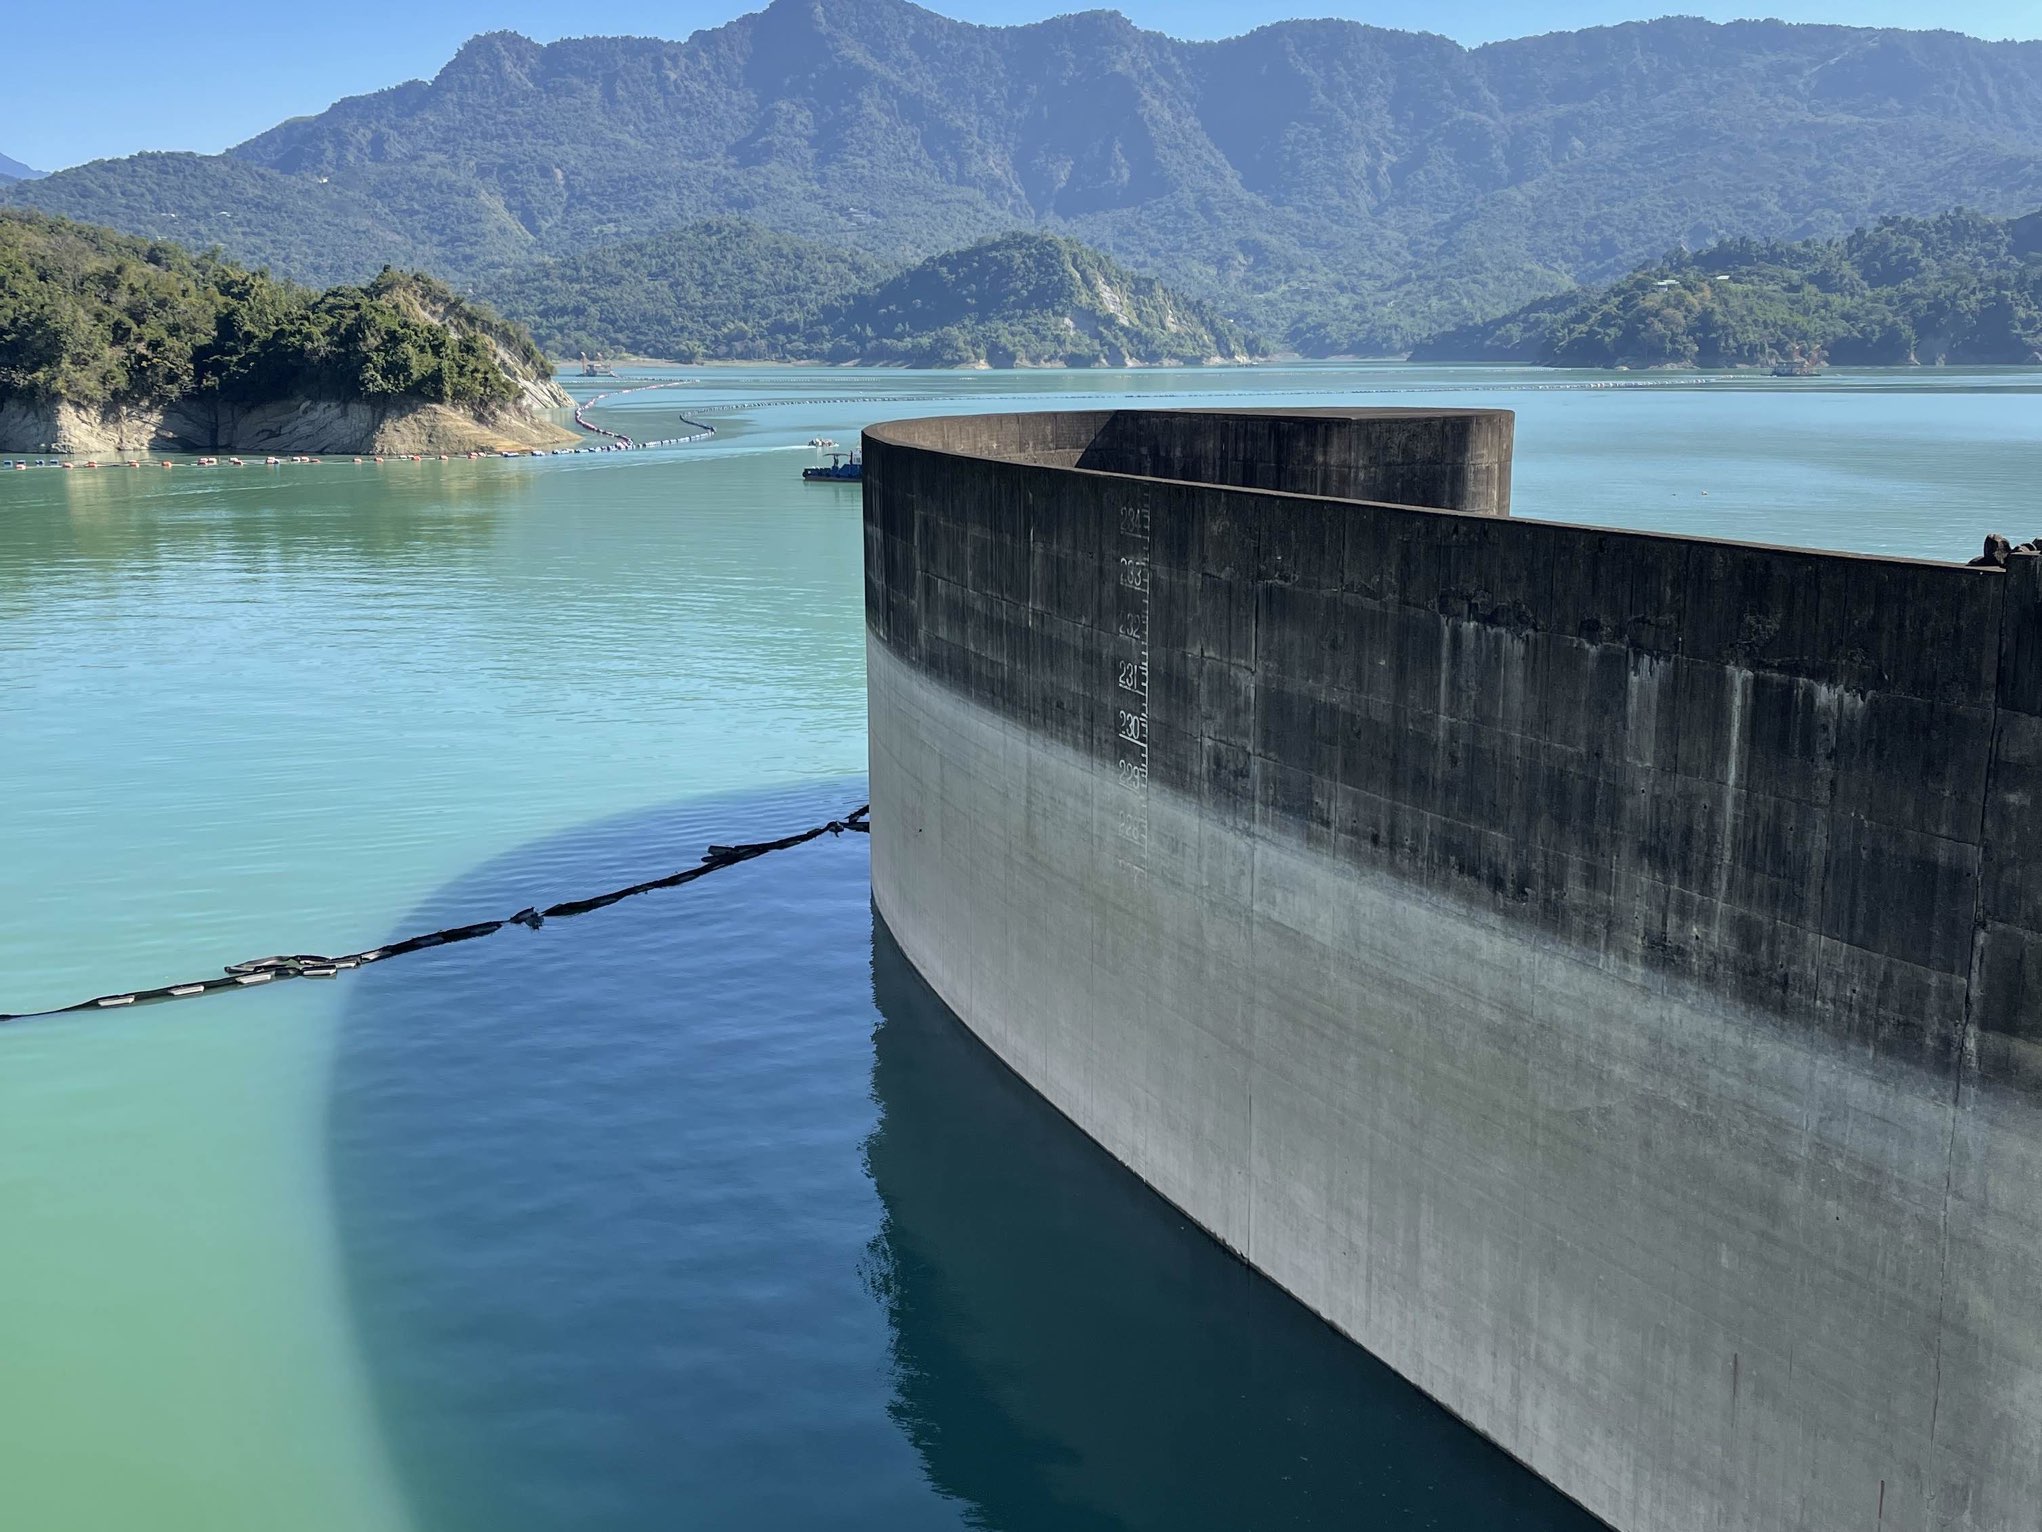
[863,920,1607,1532]
[331,781,1604,1532]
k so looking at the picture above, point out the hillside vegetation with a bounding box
[489,225,1257,365]
[0,209,548,412]
[484,220,889,361]
[1414,208,2042,368]
[11,3,2042,351]
[833,233,1257,365]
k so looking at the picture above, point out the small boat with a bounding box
[802,450,862,483]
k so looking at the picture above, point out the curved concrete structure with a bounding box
[863,407,2042,1532]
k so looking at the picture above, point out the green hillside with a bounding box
[482,221,889,361]
[10,4,2042,352]
[1413,208,2042,368]
[4,152,463,284]
[829,233,1259,365]
[0,210,547,412]
[485,224,1258,365]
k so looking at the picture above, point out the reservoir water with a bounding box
[3,363,2037,1531]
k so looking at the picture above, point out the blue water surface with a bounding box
[329,782,1604,1531]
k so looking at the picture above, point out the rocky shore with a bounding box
[0,379,577,457]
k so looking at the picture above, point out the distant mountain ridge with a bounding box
[10,1,2042,350]
[486,223,1259,365]
[0,153,42,182]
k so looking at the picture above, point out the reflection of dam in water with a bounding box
[864,408,2042,1532]
[864,918,1599,1530]
[328,784,1596,1530]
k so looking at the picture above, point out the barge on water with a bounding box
[803,450,862,482]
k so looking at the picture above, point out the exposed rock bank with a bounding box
[0,393,578,456]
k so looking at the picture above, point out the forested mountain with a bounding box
[488,223,1257,364]
[10,2,2042,351]
[0,154,42,183]
[1413,207,2042,367]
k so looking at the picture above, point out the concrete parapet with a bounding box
[862,407,2042,1532]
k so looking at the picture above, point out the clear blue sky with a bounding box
[5,0,2037,172]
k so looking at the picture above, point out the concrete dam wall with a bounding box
[861,407,2041,1532]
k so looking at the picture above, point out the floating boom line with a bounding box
[1,805,869,1025]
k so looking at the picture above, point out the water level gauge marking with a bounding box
[1113,491,1153,875]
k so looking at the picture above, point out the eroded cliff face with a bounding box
[0,395,578,455]
[0,400,163,454]
[512,373,573,414]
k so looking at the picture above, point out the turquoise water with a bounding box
[2,364,2037,1531]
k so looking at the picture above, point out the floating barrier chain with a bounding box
[574,381,721,449]
[0,804,869,1025]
